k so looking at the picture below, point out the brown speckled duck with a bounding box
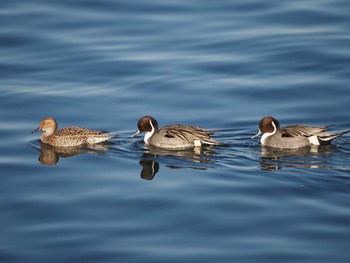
[32,117,112,147]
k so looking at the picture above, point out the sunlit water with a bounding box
[1,0,350,262]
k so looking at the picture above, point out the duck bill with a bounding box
[131,129,141,138]
[32,127,41,133]
[251,129,262,139]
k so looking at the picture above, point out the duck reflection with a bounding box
[259,145,334,170]
[32,141,110,165]
[139,154,160,180]
[150,146,216,165]
[137,145,219,180]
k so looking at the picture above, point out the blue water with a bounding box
[1,0,350,262]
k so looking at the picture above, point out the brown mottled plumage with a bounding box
[32,117,112,147]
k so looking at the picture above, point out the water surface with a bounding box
[1,0,350,262]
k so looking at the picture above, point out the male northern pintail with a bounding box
[252,116,350,149]
[32,117,112,147]
[132,115,223,149]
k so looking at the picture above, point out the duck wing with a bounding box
[161,125,221,145]
[281,125,333,138]
[55,126,106,136]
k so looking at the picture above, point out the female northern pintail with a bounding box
[132,115,223,150]
[32,117,112,147]
[252,116,350,149]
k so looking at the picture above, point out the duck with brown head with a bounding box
[252,116,350,149]
[132,115,223,150]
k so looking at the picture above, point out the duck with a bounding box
[132,115,223,150]
[32,117,112,147]
[252,116,350,149]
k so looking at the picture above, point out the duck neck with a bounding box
[41,132,51,144]
[44,127,56,136]
[144,120,156,144]
[261,121,278,145]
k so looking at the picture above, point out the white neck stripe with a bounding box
[271,121,277,135]
[261,121,277,145]
[144,120,155,144]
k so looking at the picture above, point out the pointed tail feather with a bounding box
[318,130,350,145]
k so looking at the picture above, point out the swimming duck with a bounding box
[32,117,112,147]
[132,115,222,150]
[252,116,350,149]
